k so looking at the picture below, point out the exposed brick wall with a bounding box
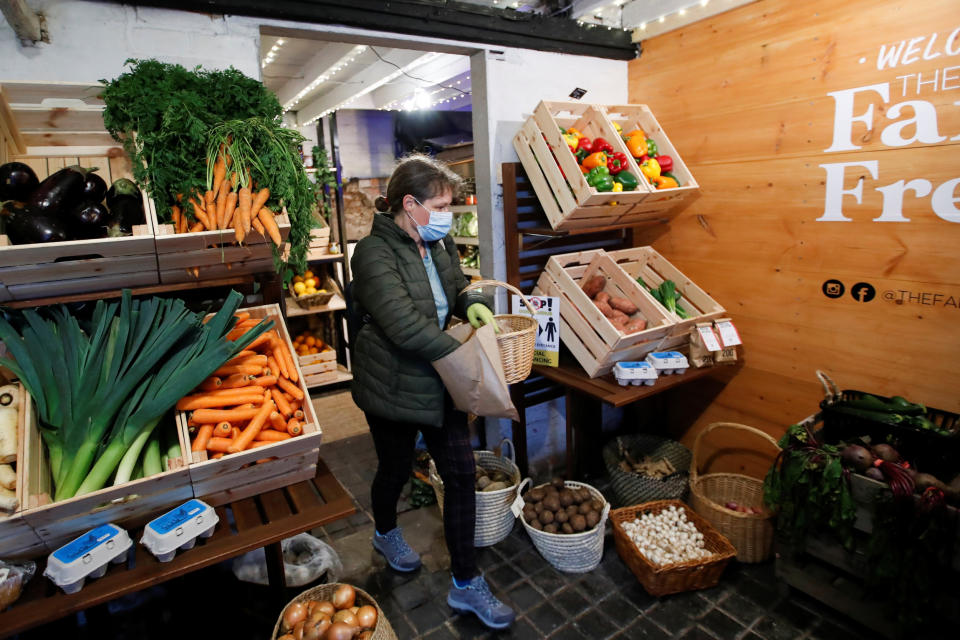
[343,177,388,241]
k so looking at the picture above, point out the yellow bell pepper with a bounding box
[653,175,678,189]
[562,132,580,151]
[640,157,661,181]
[612,181,623,192]
[564,127,584,140]
[611,122,622,134]
[582,151,608,170]
[625,135,648,159]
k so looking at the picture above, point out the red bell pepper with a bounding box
[591,137,614,155]
[656,154,673,173]
[606,151,628,175]
[576,137,593,154]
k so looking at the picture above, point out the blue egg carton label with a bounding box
[52,524,122,565]
[148,500,207,535]
[617,361,655,371]
[649,351,683,360]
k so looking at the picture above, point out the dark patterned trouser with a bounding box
[365,405,477,581]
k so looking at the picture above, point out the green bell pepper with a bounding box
[586,167,614,192]
[613,170,639,191]
[645,139,658,156]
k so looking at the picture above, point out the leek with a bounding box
[0,289,272,501]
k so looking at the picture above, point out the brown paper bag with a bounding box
[688,322,717,368]
[433,322,520,421]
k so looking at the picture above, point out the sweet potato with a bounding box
[594,299,617,318]
[581,275,605,299]
[610,314,629,330]
[609,296,639,315]
[611,309,629,322]
[594,291,611,304]
[624,317,648,333]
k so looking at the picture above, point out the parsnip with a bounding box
[0,406,16,464]
[0,463,14,490]
[0,486,16,513]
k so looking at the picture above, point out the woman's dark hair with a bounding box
[374,154,462,214]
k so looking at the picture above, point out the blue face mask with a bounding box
[406,197,453,242]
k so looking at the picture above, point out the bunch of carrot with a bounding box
[181,312,307,459]
[169,145,283,247]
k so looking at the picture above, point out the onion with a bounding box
[325,622,358,640]
[841,445,874,472]
[357,632,374,640]
[332,584,356,610]
[282,602,307,632]
[332,609,358,627]
[291,620,305,640]
[356,605,378,629]
[313,601,335,618]
[277,635,295,640]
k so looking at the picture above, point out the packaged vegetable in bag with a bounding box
[0,560,35,609]
[232,533,342,587]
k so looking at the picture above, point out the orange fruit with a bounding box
[305,336,316,347]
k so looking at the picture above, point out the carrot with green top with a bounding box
[258,207,283,246]
[250,187,270,219]
[238,185,253,234]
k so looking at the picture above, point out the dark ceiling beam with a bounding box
[117,0,639,60]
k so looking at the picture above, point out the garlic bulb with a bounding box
[623,507,713,567]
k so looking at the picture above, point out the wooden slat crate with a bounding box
[607,247,725,337]
[513,101,697,231]
[0,383,47,559]
[601,104,699,210]
[534,250,680,377]
[19,391,192,552]
[0,82,159,301]
[149,198,290,284]
[178,305,322,506]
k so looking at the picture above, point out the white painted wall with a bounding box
[0,1,261,83]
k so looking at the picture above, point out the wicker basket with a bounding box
[688,422,780,563]
[289,276,337,308]
[516,478,610,573]
[272,583,397,640]
[611,500,736,597]
[460,280,537,384]
[602,434,692,507]
[429,439,522,547]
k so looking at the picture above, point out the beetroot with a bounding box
[865,467,884,482]
[841,445,874,472]
[872,444,901,463]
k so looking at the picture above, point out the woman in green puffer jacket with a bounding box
[350,155,515,630]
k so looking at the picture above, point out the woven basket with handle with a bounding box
[272,583,396,640]
[602,434,692,506]
[460,280,537,384]
[429,438,521,547]
[688,422,780,563]
[516,478,610,573]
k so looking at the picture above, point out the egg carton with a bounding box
[44,523,132,594]
[140,499,218,562]
[645,351,689,375]
[613,361,659,386]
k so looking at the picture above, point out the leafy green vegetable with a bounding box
[101,59,281,221]
[637,277,689,318]
[311,145,339,226]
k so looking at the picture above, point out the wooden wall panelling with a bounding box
[629,0,960,477]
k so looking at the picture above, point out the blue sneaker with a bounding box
[447,575,516,630]
[372,527,421,572]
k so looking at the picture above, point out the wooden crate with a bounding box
[149,198,290,284]
[19,392,192,552]
[513,100,695,231]
[178,305,322,506]
[0,383,47,559]
[0,82,159,301]
[601,104,699,210]
[607,247,725,337]
[534,250,680,377]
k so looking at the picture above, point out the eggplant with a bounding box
[81,172,107,204]
[27,165,96,218]
[106,178,144,232]
[67,201,110,239]
[0,162,39,202]
[2,202,68,244]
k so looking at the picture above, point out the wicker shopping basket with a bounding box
[429,439,522,547]
[611,500,736,597]
[272,583,397,639]
[460,280,537,384]
[688,422,780,563]
[602,434,692,506]
[516,478,610,573]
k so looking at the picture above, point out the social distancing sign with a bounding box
[512,295,560,367]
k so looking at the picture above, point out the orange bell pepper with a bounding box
[625,128,646,140]
[582,151,608,170]
[653,175,678,189]
[625,135,648,159]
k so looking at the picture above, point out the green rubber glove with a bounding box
[467,303,500,333]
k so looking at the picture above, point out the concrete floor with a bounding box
[18,430,881,640]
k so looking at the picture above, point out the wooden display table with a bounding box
[511,357,741,478]
[0,459,354,639]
